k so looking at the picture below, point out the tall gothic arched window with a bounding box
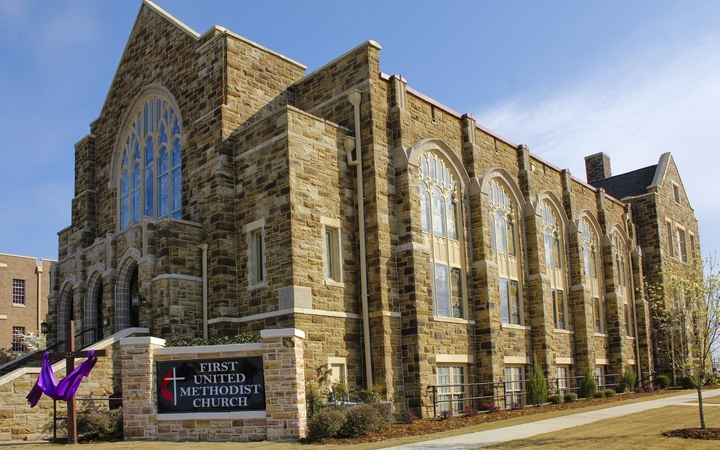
[580,218,604,333]
[488,179,522,325]
[418,152,464,318]
[542,202,568,329]
[119,95,182,230]
[613,232,633,336]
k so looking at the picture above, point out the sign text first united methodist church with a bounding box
[156,357,264,413]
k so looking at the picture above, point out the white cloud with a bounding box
[473,32,720,253]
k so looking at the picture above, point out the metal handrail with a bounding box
[0,328,98,376]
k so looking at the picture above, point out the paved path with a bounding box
[383,390,720,449]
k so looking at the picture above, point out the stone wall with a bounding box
[121,328,306,442]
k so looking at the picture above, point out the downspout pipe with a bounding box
[36,263,43,331]
[199,243,209,339]
[630,245,643,385]
[348,90,373,387]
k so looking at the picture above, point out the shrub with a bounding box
[369,403,394,427]
[338,404,390,437]
[593,391,606,398]
[479,403,500,413]
[361,384,385,404]
[619,366,637,393]
[305,381,325,419]
[526,358,548,406]
[464,406,479,416]
[563,393,578,403]
[165,332,261,347]
[398,410,417,424]
[438,409,453,420]
[548,394,564,405]
[603,389,616,398]
[510,402,524,410]
[77,404,123,441]
[634,387,644,393]
[579,366,597,398]
[328,377,350,403]
[681,376,695,389]
[308,409,347,439]
[655,375,670,389]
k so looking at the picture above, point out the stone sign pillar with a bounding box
[121,336,165,440]
[261,328,307,441]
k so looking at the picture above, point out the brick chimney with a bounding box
[584,152,612,184]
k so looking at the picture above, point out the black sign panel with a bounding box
[156,357,265,413]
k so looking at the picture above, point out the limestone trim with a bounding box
[395,242,430,254]
[556,357,574,365]
[533,191,571,232]
[235,131,289,161]
[502,323,531,331]
[479,168,527,211]
[301,40,381,85]
[207,308,361,325]
[155,342,263,356]
[431,316,476,325]
[400,138,472,192]
[209,27,306,69]
[369,311,401,318]
[260,328,306,339]
[189,154,227,176]
[648,152,672,189]
[120,336,166,346]
[436,354,474,364]
[595,358,608,365]
[628,359,636,365]
[504,356,531,365]
[142,0,200,39]
[157,411,266,421]
[152,273,202,283]
[553,329,573,334]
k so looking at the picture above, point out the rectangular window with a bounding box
[504,366,524,406]
[595,366,605,389]
[12,279,25,305]
[690,234,696,258]
[594,297,603,333]
[673,184,680,203]
[500,278,521,325]
[437,366,466,414]
[247,219,266,286]
[677,228,687,262]
[666,221,674,258]
[625,303,633,336]
[12,327,26,352]
[554,289,566,329]
[324,226,341,282]
[557,366,569,395]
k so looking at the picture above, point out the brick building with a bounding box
[46,1,698,415]
[0,253,53,354]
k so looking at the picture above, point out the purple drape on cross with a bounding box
[26,350,98,407]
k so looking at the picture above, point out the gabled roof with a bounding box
[591,165,657,200]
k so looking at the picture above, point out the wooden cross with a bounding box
[35,320,107,444]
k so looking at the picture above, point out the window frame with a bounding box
[595,366,605,389]
[418,152,466,319]
[542,202,568,330]
[321,217,343,285]
[437,365,466,414]
[12,326,26,352]
[504,365,525,406]
[117,93,183,231]
[12,279,25,306]
[246,219,266,288]
[557,366,569,395]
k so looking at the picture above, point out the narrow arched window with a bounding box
[580,218,604,333]
[489,179,522,325]
[119,94,182,230]
[542,202,568,329]
[418,152,465,318]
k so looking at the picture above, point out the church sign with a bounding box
[156,357,265,413]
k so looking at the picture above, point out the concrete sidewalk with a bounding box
[383,389,720,449]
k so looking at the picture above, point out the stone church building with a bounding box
[47,0,699,415]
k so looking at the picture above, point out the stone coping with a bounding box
[157,411,266,421]
[155,342,263,356]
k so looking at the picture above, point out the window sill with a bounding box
[594,332,608,338]
[432,316,475,325]
[324,279,344,288]
[248,281,268,291]
[12,303,26,308]
[553,328,573,334]
[502,323,530,331]
[625,336,635,340]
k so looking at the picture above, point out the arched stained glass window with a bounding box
[119,94,182,230]
[580,218,604,333]
[418,152,464,318]
[488,179,522,325]
[542,202,568,329]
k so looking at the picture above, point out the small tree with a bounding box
[619,366,637,393]
[649,255,720,429]
[579,365,597,398]
[526,358,548,406]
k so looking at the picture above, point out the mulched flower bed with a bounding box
[662,428,720,440]
[308,388,712,445]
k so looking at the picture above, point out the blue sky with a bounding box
[0,0,719,263]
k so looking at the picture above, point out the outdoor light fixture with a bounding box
[131,292,146,308]
[40,321,50,335]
